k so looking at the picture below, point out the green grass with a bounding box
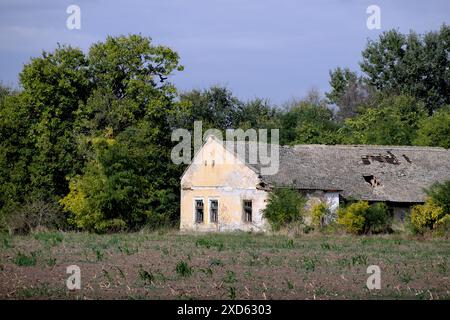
[14,251,37,266]
[34,232,64,246]
[175,260,193,277]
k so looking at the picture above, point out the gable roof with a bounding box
[226,142,450,203]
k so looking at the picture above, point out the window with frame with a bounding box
[210,200,218,223]
[195,199,204,223]
[243,200,252,222]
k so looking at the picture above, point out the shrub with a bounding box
[434,215,450,237]
[410,199,445,233]
[337,201,367,234]
[337,201,390,234]
[425,181,450,214]
[311,202,329,228]
[2,200,68,235]
[364,202,390,234]
[262,188,306,231]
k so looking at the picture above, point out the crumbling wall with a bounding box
[180,137,269,232]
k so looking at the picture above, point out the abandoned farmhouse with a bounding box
[180,136,450,232]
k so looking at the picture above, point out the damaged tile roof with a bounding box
[228,142,450,203]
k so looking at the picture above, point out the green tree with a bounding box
[360,25,450,114]
[61,35,184,231]
[19,45,91,200]
[326,68,375,121]
[61,123,181,232]
[339,95,426,145]
[425,181,450,214]
[178,86,242,131]
[414,106,450,148]
[279,100,341,145]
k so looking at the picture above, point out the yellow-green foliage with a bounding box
[311,202,328,228]
[337,201,369,234]
[59,163,127,233]
[410,199,445,232]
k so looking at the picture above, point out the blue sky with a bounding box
[0,0,449,104]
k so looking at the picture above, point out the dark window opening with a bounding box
[243,200,252,222]
[363,175,381,187]
[195,200,204,223]
[210,200,218,223]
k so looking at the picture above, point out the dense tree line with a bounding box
[0,25,449,233]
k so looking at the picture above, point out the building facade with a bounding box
[180,136,450,232]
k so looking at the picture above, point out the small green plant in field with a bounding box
[161,246,169,256]
[118,244,138,255]
[175,260,193,277]
[138,265,154,284]
[436,259,448,274]
[321,242,332,250]
[228,286,236,300]
[195,237,224,251]
[223,270,237,283]
[283,239,294,249]
[14,251,37,266]
[302,257,317,272]
[93,248,104,261]
[209,258,224,267]
[16,283,64,299]
[351,254,368,266]
[46,257,56,267]
[1,235,12,249]
[285,278,294,290]
[337,258,351,268]
[400,272,413,284]
[34,232,63,246]
[199,267,213,277]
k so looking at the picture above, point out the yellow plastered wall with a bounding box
[180,137,269,232]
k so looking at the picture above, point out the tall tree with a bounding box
[360,25,450,114]
[326,68,375,121]
[339,95,426,145]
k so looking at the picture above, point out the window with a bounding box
[195,199,204,223]
[210,200,218,223]
[243,200,252,222]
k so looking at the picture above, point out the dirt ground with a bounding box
[0,231,449,299]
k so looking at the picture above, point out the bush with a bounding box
[434,215,450,237]
[2,200,68,235]
[311,202,329,228]
[262,188,306,231]
[338,201,390,234]
[337,201,368,234]
[410,200,445,233]
[364,202,390,234]
[425,181,450,214]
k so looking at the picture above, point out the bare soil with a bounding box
[0,231,449,299]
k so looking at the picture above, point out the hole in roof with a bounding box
[363,175,381,187]
[361,152,400,165]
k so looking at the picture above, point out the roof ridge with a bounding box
[290,144,448,151]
